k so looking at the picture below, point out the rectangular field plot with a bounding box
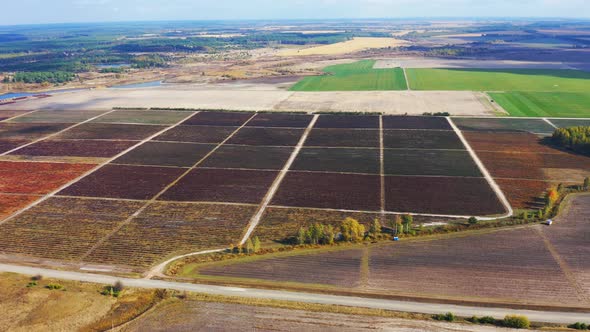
[291,147,379,174]
[368,228,585,307]
[384,176,505,216]
[407,68,590,92]
[92,110,190,125]
[452,117,555,134]
[246,113,312,128]
[0,161,95,195]
[154,125,236,144]
[495,178,554,209]
[0,123,70,140]
[11,140,136,158]
[227,127,304,146]
[0,197,144,261]
[476,151,590,181]
[8,110,106,123]
[305,129,379,148]
[56,123,168,141]
[113,142,215,167]
[272,171,381,211]
[382,116,451,130]
[384,149,481,177]
[0,110,35,120]
[59,164,184,200]
[0,193,40,220]
[182,111,253,126]
[160,168,278,204]
[489,92,590,118]
[201,145,293,170]
[550,118,590,128]
[463,131,559,154]
[84,202,257,268]
[383,130,464,149]
[314,114,379,129]
[0,139,30,153]
[200,249,363,287]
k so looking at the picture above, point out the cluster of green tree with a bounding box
[7,71,75,84]
[99,67,126,73]
[522,179,589,221]
[230,236,262,255]
[466,315,530,329]
[131,54,169,68]
[552,126,590,156]
[569,322,590,330]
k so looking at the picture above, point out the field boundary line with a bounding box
[239,114,320,245]
[402,67,410,91]
[0,110,40,123]
[0,110,198,227]
[80,113,259,265]
[379,115,385,217]
[542,118,558,129]
[533,226,590,304]
[0,109,116,157]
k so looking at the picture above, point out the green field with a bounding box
[290,60,408,91]
[489,92,590,118]
[406,68,590,92]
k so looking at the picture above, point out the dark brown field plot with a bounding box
[254,207,380,243]
[272,171,381,211]
[160,168,278,204]
[0,194,40,220]
[0,139,30,153]
[550,119,590,128]
[314,114,379,129]
[291,147,380,174]
[200,249,363,287]
[368,228,586,307]
[9,110,106,123]
[305,129,379,148]
[92,110,190,125]
[463,131,560,154]
[154,125,236,144]
[11,140,136,158]
[182,111,254,126]
[0,110,34,120]
[227,127,304,146]
[384,149,481,177]
[0,123,70,140]
[542,195,590,293]
[84,202,257,268]
[56,123,167,140]
[452,117,555,134]
[201,145,293,170]
[383,130,464,150]
[59,165,184,200]
[246,113,312,128]
[113,142,215,167]
[0,197,144,261]
[495,178,554,209]
[384,176,505,215]
[476,151,590,181]
[382,116,451,130]
[0,161,95,195]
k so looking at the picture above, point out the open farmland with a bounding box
[406,68,590,92]
[279,37,409,56]
[290,60,408,91]
[489,92,590,118]
[0,111,568,272]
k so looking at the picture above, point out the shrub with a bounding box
[503,315,530,329]
[45,283,63,290]
[468,217,478,225]
[478,316,497,325]
[568,322,589,330]
[31,274,43,281]
[26,281,37,287]
[101,281,124,297]
[433,312,455,322]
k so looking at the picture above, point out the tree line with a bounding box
[552,126,590,156]
[4,71,75,84]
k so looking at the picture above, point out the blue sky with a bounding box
[3,0,590,25]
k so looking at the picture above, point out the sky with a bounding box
[2,0,590,25]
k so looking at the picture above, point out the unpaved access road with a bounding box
[0,263,587,324]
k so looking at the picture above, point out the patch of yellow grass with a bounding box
[279,37,410,56]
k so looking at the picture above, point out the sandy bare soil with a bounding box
[277,91,496,115]
[374,58,575,69]
[279,37,410,56]
[119,299,534,332]
[1,84,496,115]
